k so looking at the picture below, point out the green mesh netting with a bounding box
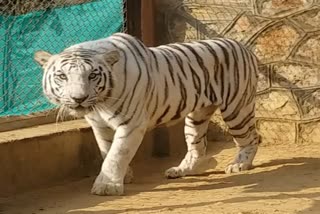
[0,0,123,116]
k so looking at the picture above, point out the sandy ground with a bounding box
[1,141,320,214]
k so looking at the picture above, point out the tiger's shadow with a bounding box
[146,156,320,193]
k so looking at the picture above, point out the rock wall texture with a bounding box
[155,0,320,144]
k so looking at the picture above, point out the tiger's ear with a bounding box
[104,50,120,66]
[34,50,53,67]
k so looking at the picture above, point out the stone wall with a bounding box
[155,0,320,144]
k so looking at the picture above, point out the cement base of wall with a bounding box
[0,120,187,197]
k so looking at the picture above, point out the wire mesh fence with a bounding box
[156,0,320,145]
[0,0,125,117]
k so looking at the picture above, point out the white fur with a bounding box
[35,33,261,196]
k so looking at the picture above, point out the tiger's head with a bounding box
[34,48,120,117]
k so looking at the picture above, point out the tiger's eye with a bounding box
[89,73,97,80]
[58,73,67,80]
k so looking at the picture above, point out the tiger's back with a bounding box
[146,38,259,128]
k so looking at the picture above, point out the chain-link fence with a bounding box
[0,0,125,117]
[156,0,320,145]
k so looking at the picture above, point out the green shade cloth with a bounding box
[0,0,123,116]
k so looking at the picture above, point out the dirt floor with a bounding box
[1,141,320,214]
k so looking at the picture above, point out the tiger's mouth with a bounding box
[66,105,94,117]
[72,106,87,111]
[67,103,93,111]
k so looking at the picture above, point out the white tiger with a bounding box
[34,32,260,196]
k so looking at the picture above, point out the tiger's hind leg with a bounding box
[165,106,217,179]
[221,100,260,174]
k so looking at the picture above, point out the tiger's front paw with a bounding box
[91,182,124,196]
[225,162,252,174]
[165,167,185,179]
[91,173,124,196]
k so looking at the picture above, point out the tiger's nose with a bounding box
[71,95,88,104]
